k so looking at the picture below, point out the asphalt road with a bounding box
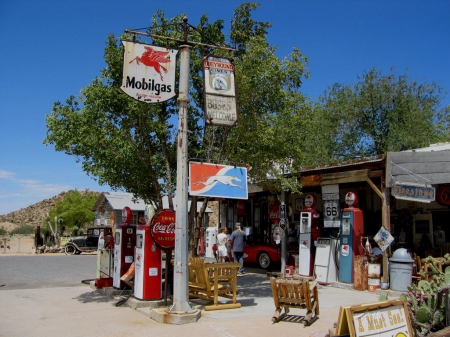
[0,254,98,290]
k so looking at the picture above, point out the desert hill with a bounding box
[0,190,101,232]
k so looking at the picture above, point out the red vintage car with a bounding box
[244,243,282,269]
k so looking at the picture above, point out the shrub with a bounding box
[10,224,35,235]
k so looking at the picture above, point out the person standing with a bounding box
[216,227,228,263]
[231,224,246,275]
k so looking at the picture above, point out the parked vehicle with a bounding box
[64,226,112,255]
[244,243,282,269]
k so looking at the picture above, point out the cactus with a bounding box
[402,254,450,337]
[415,306,431,323]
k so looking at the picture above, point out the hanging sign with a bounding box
[121,41,178,103]
[391,182,435,203]
[150,209,175,250]
[203,55,238,126]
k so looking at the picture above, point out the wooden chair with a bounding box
[188,262,241,311]
[270,277,319,326]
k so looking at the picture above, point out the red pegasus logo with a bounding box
[129,46,171,81]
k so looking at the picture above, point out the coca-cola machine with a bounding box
[113,206,137,289]
[134,206,170,300]
[298,194,321,277]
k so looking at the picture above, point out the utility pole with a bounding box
[125,17,237,319]
[170,40,192,313]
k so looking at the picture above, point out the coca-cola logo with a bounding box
[268,205,280,224]
[152,222,175,234]
[150,209,176,250]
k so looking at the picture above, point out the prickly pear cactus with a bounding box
[415,306,431,323]
[401,254,450,336]
[445,266,450,285]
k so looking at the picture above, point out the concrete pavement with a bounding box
[0,267,403,337]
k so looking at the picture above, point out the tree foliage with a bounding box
[44,3,313,200]
[317,68,450,160]
[47,190,98,229]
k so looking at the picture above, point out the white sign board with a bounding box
[121,41,178,103]
[203,55,238,126]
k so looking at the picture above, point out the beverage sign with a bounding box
[203,55,238,127]
[121,41,178,103]
[150,209,175,250]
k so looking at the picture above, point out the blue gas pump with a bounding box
[339,192,364,283]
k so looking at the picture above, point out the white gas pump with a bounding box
[205,227,218,258]
[298,195,321,277]
[95,228,114,288]
[299,212,312,276]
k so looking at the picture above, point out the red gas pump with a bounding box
[134,226,162,300]
[339,191,364,283]
[113,206,137,289]
[298,194,322,276]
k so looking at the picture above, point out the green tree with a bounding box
[44,3,313,253]
[317,68,450,160]
[47,190,98,230]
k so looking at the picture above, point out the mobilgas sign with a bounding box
[121,41,178,103]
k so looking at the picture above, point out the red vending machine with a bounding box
[339,191,364,283]
[298,194,322,276]
[113,206,137,289]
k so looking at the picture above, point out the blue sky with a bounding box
[1,0,449,215]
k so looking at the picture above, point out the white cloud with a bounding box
[0,170,73,214]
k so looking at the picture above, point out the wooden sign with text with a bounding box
[333,300,413,337]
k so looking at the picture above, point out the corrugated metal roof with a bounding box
[405,142,450,152]
[95,192,212,213]
[298,155,385,173]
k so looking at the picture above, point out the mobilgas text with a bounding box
[125,76,172,96]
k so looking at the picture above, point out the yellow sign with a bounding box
[335,300,413,337]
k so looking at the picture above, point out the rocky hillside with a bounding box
[0,190,101,232]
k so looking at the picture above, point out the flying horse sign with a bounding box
[121,41,178,103]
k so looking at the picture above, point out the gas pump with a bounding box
[113,206,137,289]
[339,191,364,283]
[298,194,321,277]
[205,227,218,258]
[95,227,114,289]
[134,204,162,300]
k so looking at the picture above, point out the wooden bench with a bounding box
[270,277,319,326]
[188,262,241,311]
